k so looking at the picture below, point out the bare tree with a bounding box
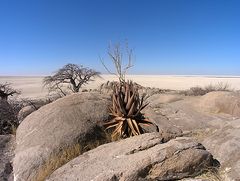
[0,82,21,101]
[43,63,101,96]
[100,42,134,84]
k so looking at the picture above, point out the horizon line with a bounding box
[1,74,240,78]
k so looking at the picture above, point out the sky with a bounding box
[0,0,240,76]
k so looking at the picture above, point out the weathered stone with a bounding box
[13,92,111,181]
[145,95,217,131]
[203,119,240,181]
[17,105,36,122]
[47,133,214,181]
[146,93,240,180]
[181,179,208,181]
[147,94,183,106]
[199,91,240,117]
[143,104,184,135]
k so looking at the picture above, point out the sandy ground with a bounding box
[0,75,240,99]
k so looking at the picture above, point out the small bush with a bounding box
[0,100,23,134]
[183,82,232,96]
[188,86,207,96]
[205,82,231,92]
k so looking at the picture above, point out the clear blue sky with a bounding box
[0,0,240,75]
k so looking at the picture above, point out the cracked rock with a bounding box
[47,133,214,181]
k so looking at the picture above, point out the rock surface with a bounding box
[199,91,240,117]
[143,96,211,132]
[47,133,214,181]
[17,98,58,122]
[12,90,240,181]
[17,105,36,122]
[203,118,240,181]
[181,179,208,181]
[0,135,15,181]
[13,92,111,181]
[145,92,240,180]
[147,93,183,106]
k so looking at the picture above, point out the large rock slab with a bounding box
[48,133,214,181]
[143,96,214,132]
[147,94,183,106]
[140,93,240,180]
[0,135,15,181]
[199,91,240,117]
[13,93,111,181]
[203,119,240,180]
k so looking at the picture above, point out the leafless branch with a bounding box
[100,41,134,84]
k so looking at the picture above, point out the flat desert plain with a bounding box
[0,75,240,98]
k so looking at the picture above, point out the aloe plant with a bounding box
[104,81,153,139]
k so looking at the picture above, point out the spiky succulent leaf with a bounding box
[104,81,154,140]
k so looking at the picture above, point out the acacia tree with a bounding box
[43,63,101,96]
[0,82,21,101]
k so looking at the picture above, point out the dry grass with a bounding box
[181,161,222,181]
[33,138,110,181]
[11,124,17,135]
[34,144,82,181]
[193,167,222,181]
